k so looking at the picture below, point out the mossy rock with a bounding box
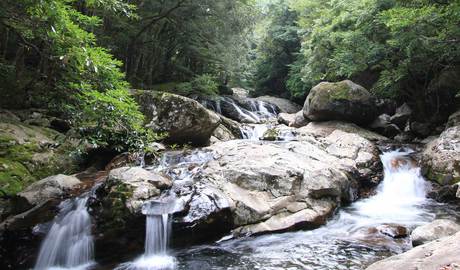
[303,80,378,125]
[262,128,279,141]
[0,120,79,195]
[134,90,220,146]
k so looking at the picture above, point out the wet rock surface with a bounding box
[254,96,302,114]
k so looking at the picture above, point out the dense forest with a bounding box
[1,0,459,152]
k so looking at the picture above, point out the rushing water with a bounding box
[34,197,94,270]
[116,201,176,270]
[165,149,459,270]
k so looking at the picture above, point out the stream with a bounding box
[31,99,460,270]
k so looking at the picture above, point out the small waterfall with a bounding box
[116,201,176,270]
[34,197,94,270]
[223,98,261,123]
[240,124,269,140]
[352,149,429,223]
[145,214,169,255]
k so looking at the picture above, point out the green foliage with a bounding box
[98,0,258,89]
[0,0,155,152]
[76,89,150,152]
[284,0,460,119]
[252,1,301,98]
[175,74,220,97]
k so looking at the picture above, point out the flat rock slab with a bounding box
[366,231,460,270]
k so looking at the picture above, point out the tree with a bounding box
[252,0,301,98]
[0,0,149,151]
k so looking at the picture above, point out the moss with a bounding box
[426,167,460,186]
[262,128,279,141]
[99,183,135,231]
[0,158,35,195]
[329,82,352,101]
[0,122,79,195]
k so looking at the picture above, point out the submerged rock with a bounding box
[411,219,460,246]
[377,224,408,239]
[135,91,220,145]
[303,80,377,125]
[366,231,460,270]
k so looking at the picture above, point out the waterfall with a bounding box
[351,149,429,224]
[116,201,176,270]
[145,214,170,256]
[240,124,269,140]
[222,98,261,123]
[34,197,94,270]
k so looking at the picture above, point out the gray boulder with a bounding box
[411,219,460,246]
[135,91,220,145]
[105,167,172,213]
[303,80,377,125]
[422,125,460,185]
[390,103,412,129]
[278,113,295,126]
[278,111,309,128]
[366,231,460,270]
[370,114,401,138]
[18,174,81,206]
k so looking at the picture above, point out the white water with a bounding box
[349,150,429,224]
[173,149,451,270]
[240,124,269,140]
[116,202,176,270]
[34,197,94,270]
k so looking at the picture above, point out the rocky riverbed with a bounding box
[1,81,459,270]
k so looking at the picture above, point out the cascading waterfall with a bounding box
[116,201,176,270]
[350,150,429,224]
[34,197,94,270]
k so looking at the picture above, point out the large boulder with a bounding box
[411,219,460,246]
[422,125,460,185]
[0,116,78,196]
[255,96,302,114]
[135,91,220,145]
[366,231,460,270]
[303,80,377,125]
[184,127,380,236]
[18,174,81,206]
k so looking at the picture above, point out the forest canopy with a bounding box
[1,0,459,150]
